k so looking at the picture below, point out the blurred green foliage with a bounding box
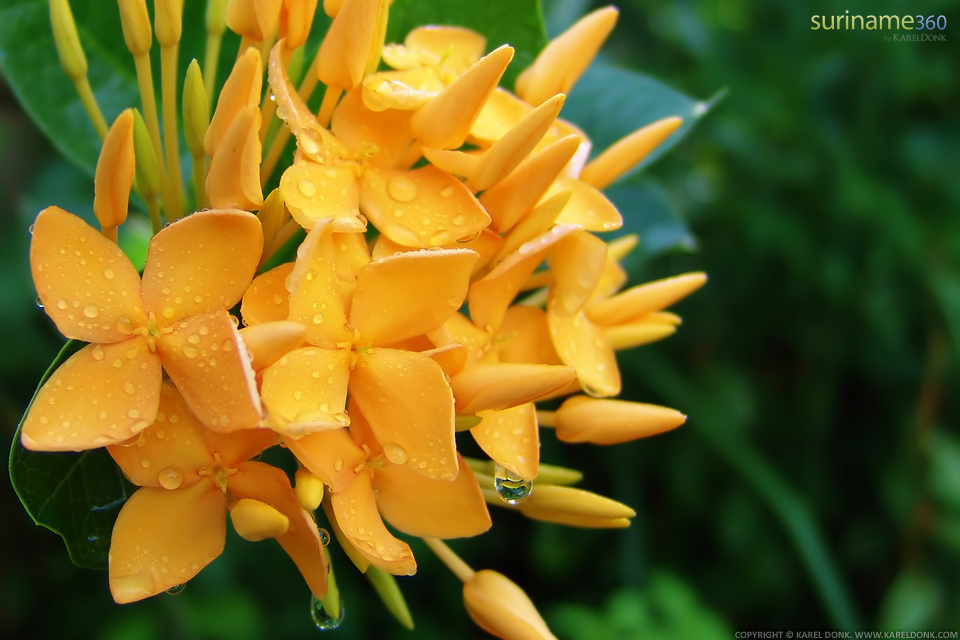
[2,0,959,638]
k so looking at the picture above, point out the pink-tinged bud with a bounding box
[93,109,136,230]
[463,570,558,640]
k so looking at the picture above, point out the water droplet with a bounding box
[318,528,330,546]
[312,313,324,324]
[187,333,201,345]
[382,442,408,465]
[166,583,186,595]
[158,466,184,490]
[140,458,152,469]
[452,214,466,226]
[35,297,43,309]
[494,463,532,505]
[311,594,345,631]
[440,186,454,198]
[28,224,35,234]
[56,299,68,310]
[123,381,136,395]
[334,458,344,472]
[298,179,317,197]
[300,129,321,155]
[387,176,418,202]
[184,346,198,359]
[92,345,105,361]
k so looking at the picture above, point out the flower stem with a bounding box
[317,86,341,128]
[203,31,223,111]
[161,43,184,219]
[536,410,556,427]
[72,77,108,140]
[145,194,162,234]
[133,52,172,222]
[192,154,207,210]
[421,538,476,583]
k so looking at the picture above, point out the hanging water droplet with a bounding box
[166,583,186,595]
[318,527,330,546]
[387,176,418,202]
[28,223,35,234]
[158,465,184,490]
[35,297,44,309]
[301,129,321,155]
[494,463,532,505]
[311,594,345,631]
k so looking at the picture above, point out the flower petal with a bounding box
[548,230,608,317]
[471,404,539,480]
[30,206,146,343]
[332,87,419,168]
[260,346,350,436]
[315,0,382,90]
[547,303,620,398]
[158,310,262,432]
[468,224,580,332]
[141,209,264,324]
[350,247,477,346]
[497,306,563,366]
[330,469,417,575]
[279,162,364,231]
[402,26,486,78]
[554,395,686,445]
[21,338,160,452]
[553,178,622,231]
[450,363,576,415]
[109,481,226,604]
[351,348,458,481]
[230,461,329,598]
[286,427,365,494]
[240,262,294,326]
[361,69,442,113]
[107,381,212,488]
[287,220,352,348]
[359,166,490,248]
[586,272,708,326]
[205,47,262,156]
[240,320,306,371]
[515,484,635,529]
[373,453,491,538]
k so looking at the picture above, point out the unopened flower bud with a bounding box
[230,498,290,541]
[463,570,557,640]
[294,467,325,510]
[579,116,683,190]
[49,0,87,81]
[118,0,153,57]
[182,59,209,157]
[132,108,161,200]
[94,109,136,230]
[554,395,686,445]
[207,0,228,36]
[154,0,184,47]
[226,0,282,41]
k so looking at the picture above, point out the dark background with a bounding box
[2,0,959,637]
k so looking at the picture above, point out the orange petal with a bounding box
[333,87,419,168]
[351,348,457,481]
[30,206,146,343]
[419,146,479,178]
[350,247,477,345]
[515,6,618,106]
[468,88,530,146]
[330,469,417,575]
[94,109,136,228]
[411,45,514,150]
[240,320,306,371]
[448,228,504,276]
[468,224,580,332]
[21,338,160,452]
[286,426,365,493]
[206,105,264,210]
[497,306,563,365]
[260,346,350,436]
[109,481,226,604]
[606,321,676,351]
[472,403,539,480]
[401,26,486,78]
[240,262,294,326]
[230,461,329,598]
[107,381,212,488]
[553,395,686,445]
[278,0,319,49]
[287,220,352,348]
[315,0,382,89]
[141,209,263,324]
[201,427,279,469]
[496,190,571,262]
[547,303,620,397]
[360,68,442,112]
[445,312,498,368]
[322,491,370,572]
[225,0,282,41]
[157,310,262,432]
[450,363,576,415]
[279,162,363,231]
[205,47,262,157]
[359,166,490,248]
[548,230,608,317]
[374,453,491,538]
[579,116,683,190]
[553,178,622,231]
[479,135,580,233]
[467,94,566,192]
[586,272,708,325]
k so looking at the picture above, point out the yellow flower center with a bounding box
[197,451,239,494]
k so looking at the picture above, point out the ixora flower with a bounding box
[105,382,329,603]
[12,0,712,637]
[23,206,263,450]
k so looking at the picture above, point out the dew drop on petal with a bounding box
[166,584,186,595]
[311,594,345,631]
[92,345,105,361]
[298,179,317,197]
[387,176,417,202]
[158,466,184,490]
[382,442,408,465]
[494,463,532,505]
[318,528,330,546]
[104,268,116,280]
[440,186,454,198]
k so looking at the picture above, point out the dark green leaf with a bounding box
[562,60,720,177]
[385,0,547,88]
[9,339,135,570]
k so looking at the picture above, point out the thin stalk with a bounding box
[203,31,223,110]
[132,53,172,220]
[160,43,184,219]
[421,538,475,583]
[73,77,108,139]
[192,154,207,210]
[145,195,162,234]
[317,86,341,128]
[102,225,118,243]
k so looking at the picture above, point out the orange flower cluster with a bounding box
[27,1,706,637]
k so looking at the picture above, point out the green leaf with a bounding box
[385,0,547,88]
[562,60,720,177]
[605,176,697,270]
[9,339,135,570]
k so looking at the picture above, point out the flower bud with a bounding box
[132,108,161,200]
[93,109,136,229]
[49,0,87,81]
[294,467,325,511]
[463,570,557,640]
[154,0,184,47]
[579,116,683,190]
[230,498,290,541]
[118,0,153,57]
[182,59,209,158]
[554,395,686,445]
